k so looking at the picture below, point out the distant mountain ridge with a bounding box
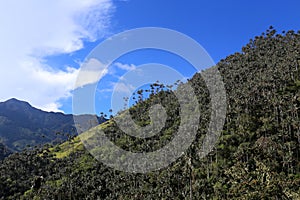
[0,98,106,154]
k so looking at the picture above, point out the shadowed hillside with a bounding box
[0,98,106,153]
[0,142,11,160]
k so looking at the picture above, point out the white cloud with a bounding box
[75,58,109,88]
[113,82,136,95]
[95,62,138,95]
[0,0,114,112]
[114,62,137,71]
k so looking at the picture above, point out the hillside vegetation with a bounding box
[1,28,300,199]
[0,142,11,160]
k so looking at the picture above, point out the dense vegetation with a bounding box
[1,28,300,199]
[0,142,11,160]
[0,98,106,153]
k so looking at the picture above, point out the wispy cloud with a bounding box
[97,62,138,94]
[114,62,137,71]
[113,82,136,95]
[75,58,109,88]
[0,0,114,112]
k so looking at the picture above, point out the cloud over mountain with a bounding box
[0,0,114,112]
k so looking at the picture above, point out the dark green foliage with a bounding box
[1,28,300,199]
[0,142,11,160]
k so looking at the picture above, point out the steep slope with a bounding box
[0,98,106,152]
[0,142,11,160]
[1,28,300,199]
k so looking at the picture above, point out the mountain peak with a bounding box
[2,98,32,108]
[5,98,28,103]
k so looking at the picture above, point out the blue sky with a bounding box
[0,0,300,115]
[112,0,300,61]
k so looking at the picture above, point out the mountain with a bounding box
[0,142,11,160]
[1,28,300,199]
[0,98,106,153]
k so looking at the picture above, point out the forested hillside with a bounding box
[0,142,11,160]
[1,28,300,199]
[0,98,106,154]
